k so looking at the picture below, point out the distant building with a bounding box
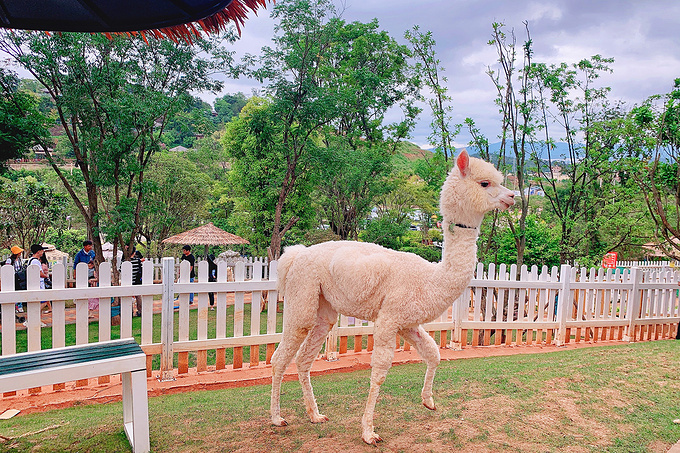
[524,186,545,197]
[550,165,570,182]
[169,145,189,152]
[30,145,53,160]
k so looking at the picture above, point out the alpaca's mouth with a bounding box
[499,200,514,211]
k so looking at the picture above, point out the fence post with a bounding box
[556,264,572,346]
[624,267,641,342]
[159,257,175,381]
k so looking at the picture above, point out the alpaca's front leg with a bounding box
[362,328,396,445]
[399,325,440,410]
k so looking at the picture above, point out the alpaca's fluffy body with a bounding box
[270,151,515,444]
[278,238,477,329]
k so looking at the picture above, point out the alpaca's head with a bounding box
[439,150,515,228]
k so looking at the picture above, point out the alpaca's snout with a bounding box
[499,191,515,210]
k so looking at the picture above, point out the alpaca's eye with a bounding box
[480,181,490,188]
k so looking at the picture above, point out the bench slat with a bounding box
[0,341,143,376]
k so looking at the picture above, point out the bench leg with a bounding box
[122,370,150,453]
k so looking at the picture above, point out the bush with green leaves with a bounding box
[360,216,410,250]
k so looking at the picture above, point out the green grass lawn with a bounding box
[1,340,679,452]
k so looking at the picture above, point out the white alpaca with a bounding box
[270,150,515,444]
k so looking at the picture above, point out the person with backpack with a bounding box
[27,244,49,326]
[6,245,25,312]
[207,254,217,308]
[27,244,49,289]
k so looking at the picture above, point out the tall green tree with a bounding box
[233,0,418,259]
[223,97,318,257]
[234,0,339,260]
[314,18,418,240]
[0,31,230,266]
[529,54,616,263]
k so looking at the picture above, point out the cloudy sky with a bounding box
[215,0,680,149]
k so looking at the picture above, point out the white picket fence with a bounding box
[0,260,678,393]
[330,263,679,353]
[42,255,269,283]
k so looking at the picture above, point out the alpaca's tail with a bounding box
[276,244,307,297]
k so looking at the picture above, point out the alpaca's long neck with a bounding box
[430,221,479,313]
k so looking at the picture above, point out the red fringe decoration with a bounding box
[123,0,271,43]
[42,0,271,44]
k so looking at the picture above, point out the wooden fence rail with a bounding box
[0,260,678,396]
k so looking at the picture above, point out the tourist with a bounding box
[27,244,48,326]
[6,245,24,312]
[207,254,217,308]
[73,240,95,279]
[180,245,195,303]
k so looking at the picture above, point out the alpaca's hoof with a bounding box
[272,416,288,427]
[422,397,436,411]
[362,431,382,445]
[310,413,329,424]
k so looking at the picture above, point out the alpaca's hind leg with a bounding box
[361,320,397,445]
[399,325,440,410]
[295,311,336,423]
[271,326,311,426]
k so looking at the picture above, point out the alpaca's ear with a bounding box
[457,150,470,177]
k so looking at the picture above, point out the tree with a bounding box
[223,97,318,257]
[0,31,230,268]
[404,26,458,161]
[233,0,418,259]
[0,175,67,249]
[315,141,393,240]
[618,80,680,259]
[163,97,216,148]
[0,69,51,169]
[479,22,536,268]
[529,54,616,263]
[138,152,211,258]
[314,18,418,240]
[213,92,247,125]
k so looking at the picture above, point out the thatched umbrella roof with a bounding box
[0,0,271,43]
[162,222,249,256]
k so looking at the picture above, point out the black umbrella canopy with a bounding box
[0,0,270,39]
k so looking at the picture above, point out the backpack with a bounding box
[14,261,28,291]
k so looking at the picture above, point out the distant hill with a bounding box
[396,142,433,161]
[394,140,576,169]
[465,141,574,161]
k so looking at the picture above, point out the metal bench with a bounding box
[0,338,150,453]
